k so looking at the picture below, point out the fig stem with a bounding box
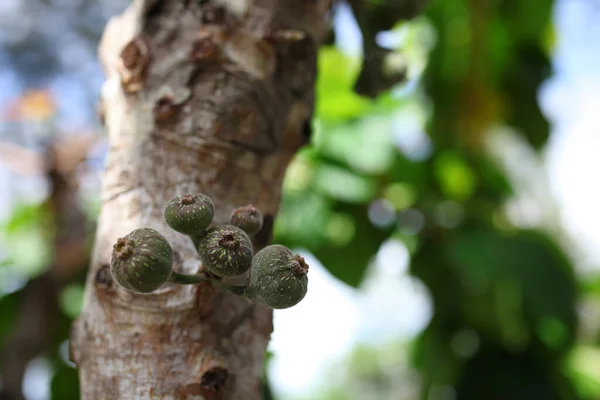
[213,281,246,296]
[168,271,246,295]
[169,270,209,285]
[188,234,203,250]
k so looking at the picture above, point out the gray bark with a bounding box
[70,0,330,398]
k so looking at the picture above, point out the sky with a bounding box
[1,0,600,399]
[543,0,600,267]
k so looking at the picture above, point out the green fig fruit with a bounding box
[197,225,253,277]
[110,228,173,293]
[164,194,214,236]
[230,205,263,235]
[246,244,308,309]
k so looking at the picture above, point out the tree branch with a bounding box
[0,136,97,400]
[71,1,331,399]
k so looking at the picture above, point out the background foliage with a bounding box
[1,0,599,399]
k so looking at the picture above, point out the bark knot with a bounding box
[190,30,222,62]
[117,35,151,93]
[200,366,229,393]
[153,96,178,124]
[95,264,113,288]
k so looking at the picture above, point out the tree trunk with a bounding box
[70,1,330,398]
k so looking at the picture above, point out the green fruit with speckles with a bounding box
[246,244,309,309]
[197,225,253,277]
[164,194,214,235]
[110,228,173,293]
[230,205,263,235]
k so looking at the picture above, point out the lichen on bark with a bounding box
[70,0,330,398]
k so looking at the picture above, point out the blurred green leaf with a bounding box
[316,47,370,121]
[1,231,52,277]
[0,291,21,346]
[412,321,463,386]
[59,284,85,319]
[311,204,392,287]
[314,116,396,175]
[473,154,514,200]
[502,45,552,149]
[566,346,600,399]
[580,275,600,295]
[383,182,417,211]
[273,190,332,249]
[498,0,553,44]
[0,202,52,277]
[315,47,404,123]
[446,229,577,352]
[314,163,378,204]
[456,345,576,400]
[387,153,429,191]
[434,151,477,201]
[50,365,80,400]
[3,202,48,233]
[282,148,319,193]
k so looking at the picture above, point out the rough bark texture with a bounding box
[70,1,330,399]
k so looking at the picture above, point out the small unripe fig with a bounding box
[197,225,253,277]
[230,205,263,235]
[110,228,173,293]
[247,245,309,309]
[164,194,214,235]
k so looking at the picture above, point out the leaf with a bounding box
[471,153,514,200]
[456,344,577,400]
[315,47,404,122]
[313,116,397,176]
[411,321,463,386]
[434,151,477,201]
[313,163,379,204]
[387,153,429,191]
[2,202,49,233]
[275,191,389,287]
[0,291,22,347]
[1,230,52,277]
[445,229,577,352]
[59,284,85,319]
[50,366,80,400]
[497,0,553,44]
[311,203,392,287]
[273,190,332,249]
[502,45,552,149]
[316,47,370,122]
[0,202,53,277]
[566,346,600,400]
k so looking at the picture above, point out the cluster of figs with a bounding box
[110,194,309,309]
